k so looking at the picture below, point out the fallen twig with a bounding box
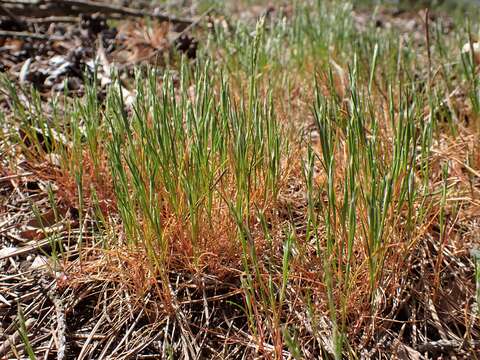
[41,282,66,360]
[416,339,472,353]
[2,0,193,26]
[0,239,51,261]
[0,29,63,40]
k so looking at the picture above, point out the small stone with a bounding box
[31,255,49,270]
[462,42,480,65]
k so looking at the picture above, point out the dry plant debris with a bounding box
[1,0,480,359]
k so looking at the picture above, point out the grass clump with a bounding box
[106,58,285,276]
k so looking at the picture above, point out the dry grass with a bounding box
[1,1,480,359]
